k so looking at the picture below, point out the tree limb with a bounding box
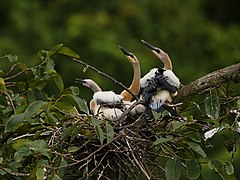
[174,63,240,103]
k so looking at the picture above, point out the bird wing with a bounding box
[93,91,123,105]
[140,68,158,88]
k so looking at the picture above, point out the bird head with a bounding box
[141,39,172,70]
[119,45,138,64]
[75,78,101,92]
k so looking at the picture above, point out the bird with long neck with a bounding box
[119,46,141,101]
[76,79,124,120]
[140,40,180,118]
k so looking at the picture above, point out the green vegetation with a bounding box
[0,46,239,179]
[0,1,240,179]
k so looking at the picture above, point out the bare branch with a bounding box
[73,58,138,100]
[174,63,240,103]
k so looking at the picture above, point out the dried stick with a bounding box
[73,58,138,100]
[174,63,240,103]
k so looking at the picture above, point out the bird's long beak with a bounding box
[141,39,158,51]
[75,78,85,84]
[119,45,133,57]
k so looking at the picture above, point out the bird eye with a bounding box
[155,49,160,54]
[129,54,134,59]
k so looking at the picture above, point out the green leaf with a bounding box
[24,100,44,119]
[14,147,32,162]
[12,139,32,150]
[51,175,61,180]
[153,136,173,145]
[61,125,76,141]
[6,54,18,63]
[45,58,55,74]
[36,168,44,180]
[224,161,234,175]
[0,169,7,175]
[106,121,114,143]
[59,158,67,178]
[54,73,64,92]
[172,121,185,131]
[0,77,6,90]
[237,99,240,109]
[208,160,223,172]
[24,140,48,149]
[165,158,182,180]
[67,95,89,113]
[186,132,201,143]
[47,44,64,57]
[91,117,101,126]
[68,146,79,153]
[205,90,220,120]
[186,160,201,179]
[68,86,79,95]
[96,124,105,145]
[57,47,80,58]
[25,140,50,159]
[187,142,207,157]
[5,113,24,132]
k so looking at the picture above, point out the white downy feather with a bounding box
[93,91,123,105]
[140,68,158,88]
[123,100,146,116]
[97,107,124,121]
[163,70,180,88]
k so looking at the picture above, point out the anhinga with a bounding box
[76,46,145,120]
[119,46,141,101]
[140,40,180,117]
[119,46,146,116]
[76,79,124,121]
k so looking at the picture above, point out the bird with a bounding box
[140,39,180,118]
[119,46,141,101]
[119,46,146,116]
[76,79,124,121]
[76,46,145,120]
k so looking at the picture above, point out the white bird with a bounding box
[76,79,124,121]
[140,40,180,117]
[76,46,145,120]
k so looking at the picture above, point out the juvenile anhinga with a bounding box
[76,46,145,120]
[76,79,124,121]
[119,46,146,116]
[119,46,141,101]
[140,40,180,117]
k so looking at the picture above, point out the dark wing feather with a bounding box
[140,68,177,103]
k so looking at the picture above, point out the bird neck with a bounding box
[91,82,102,93]
[129,62,141,94]
[120,62,141,101]
[162,53,173,70]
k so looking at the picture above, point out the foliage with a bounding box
[0,45,239,179]
[1,0,240,100]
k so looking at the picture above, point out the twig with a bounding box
[125,137,151,180]
[73,58,138,100]
[0,90,16,113]
[48,133,123,170]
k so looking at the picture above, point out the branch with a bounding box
[174,63,240,103]
[73,58,138,100]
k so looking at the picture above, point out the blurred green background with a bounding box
[1,0,240,99]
